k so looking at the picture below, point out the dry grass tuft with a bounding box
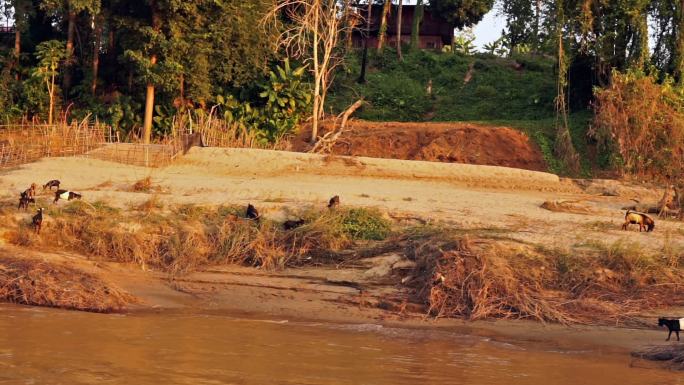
[132,176,155,192]
[541,200,593,214]
[0,255,134,312]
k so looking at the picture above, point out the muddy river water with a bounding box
[0,304,681,385]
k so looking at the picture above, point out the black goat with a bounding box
[283,219,305,230]
[328,195,340,209]
[18,194,35,210]
[32,208,44,234]
[658,318,683,341]
[43,179,61,191]
[54,189,82,203]
[246,204,260,222]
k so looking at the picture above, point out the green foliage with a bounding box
[340,208,392,241]
[329,50,556,122]
[217,60,311,142]
[453,29,476,55]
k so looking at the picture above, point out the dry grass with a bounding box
[0,255,133,312]
[0,121,106,168]
[172,112,291,150]
[541,200,593,214]
[131,176,155,192]
[405,230,684,326]
[3,201,391,274]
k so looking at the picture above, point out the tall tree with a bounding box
[377,0,391,51]
[40,0,100,98]
[553,0,580,173]
[396,0,403,60]
[266,0,346,142]
[142,0,160,146]
[410,0,424,50]
[677,0,684,82]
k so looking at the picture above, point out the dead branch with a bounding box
[310,99,364,154]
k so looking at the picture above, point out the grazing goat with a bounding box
[18,194,35,210]
[658,318,684,341]
[621,210,655,232]
[328,195,340,209]
[20,183,37,201]
[246,204,260,222]
[283,219,305,230]
[54,189,82,203]
[32,208,44,234]
[43,179,60,191]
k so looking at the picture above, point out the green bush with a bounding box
[340,208,392,241]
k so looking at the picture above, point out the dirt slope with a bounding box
[295,121,548,171]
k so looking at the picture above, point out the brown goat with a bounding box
[622,210,655,232]
[328,195,340,209]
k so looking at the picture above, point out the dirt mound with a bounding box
[296,121,547,171]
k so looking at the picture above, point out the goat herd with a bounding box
[17,179,84,234]
[11,181,681,339]
[16,178,340,237]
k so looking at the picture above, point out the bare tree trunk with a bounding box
[63,7,76,97]
[377,0,391,52]
[396,0,403,61]
[143,0,160,148]
[677,0,684,83]
[344,0,353,50]
[48,73,55,125]
[534,0,541,52]
[14,24,20,80]
[311,2,320,142]
[410,0,423,50]
[358,0,372,83]
[91,14,102,96]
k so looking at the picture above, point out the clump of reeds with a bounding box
[0,255,134,312]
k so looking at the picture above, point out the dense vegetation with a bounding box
[1,0,684,178]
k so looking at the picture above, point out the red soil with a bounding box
[295,121,548,172]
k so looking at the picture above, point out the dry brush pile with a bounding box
[404,229,684,326]
[0,255,133,312]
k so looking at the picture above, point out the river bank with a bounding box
[0,148,682,372]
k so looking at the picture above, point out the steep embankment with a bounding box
[295,121,548,171]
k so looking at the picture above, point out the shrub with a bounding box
[590,70,684,180]
[340,208,392,241]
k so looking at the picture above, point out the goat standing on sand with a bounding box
[32,208,44,234]
[246,204,260,222]
[658,317,684,341]
[54,189,82,203]
[622,210,655,232]
[43,179,60,191]
[328,195,340,209]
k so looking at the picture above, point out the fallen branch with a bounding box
[310,99,364,154]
